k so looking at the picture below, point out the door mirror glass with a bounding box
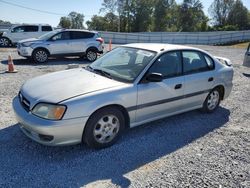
[146,73,163,82]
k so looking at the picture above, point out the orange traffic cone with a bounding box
[108,39,112,51]
[6,54,17,73]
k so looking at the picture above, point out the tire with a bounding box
[0,37,11,47]
[83,107,125,149]
[202,88,221,113]
[32,49,49,63]
[86,49,97,62]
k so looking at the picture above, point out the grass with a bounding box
[228,42,249,49]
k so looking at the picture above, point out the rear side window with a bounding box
[183,51,211,74]
[71,31,95,39]
[24,26,39,32]
[42,26,52,31]
[148,51,182,78]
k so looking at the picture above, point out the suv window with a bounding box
[148,51,182,78]
[42,26,52,31]
[71,31,95,39]
[183,51,211,74]
[11,26,25,33]
[24,26,39,32]
[51,32,70,40]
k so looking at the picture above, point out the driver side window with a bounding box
[148,51,182,78]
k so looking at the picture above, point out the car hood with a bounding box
[18,38,44,43]
[21,68,126,106]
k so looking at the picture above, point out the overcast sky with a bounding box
[0,0,250,27]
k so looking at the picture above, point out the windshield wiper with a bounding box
[85,66,112,79]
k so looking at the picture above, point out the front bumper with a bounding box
[12,96,89,146]
[17,46,33,57]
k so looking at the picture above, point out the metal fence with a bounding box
[1,24,249,45]
[99,30,250,45]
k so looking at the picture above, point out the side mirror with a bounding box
[146,73,163,82]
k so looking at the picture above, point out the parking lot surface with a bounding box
[0,45,250,187]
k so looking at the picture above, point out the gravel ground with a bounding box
[0,45,250,188]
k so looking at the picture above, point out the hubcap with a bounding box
[0,38,9,47]
[207,90,220,110]
[87,51,97,61]
[35,50,47,62]
[93,115,120,144]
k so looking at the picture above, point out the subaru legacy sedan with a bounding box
[13,43,233,149]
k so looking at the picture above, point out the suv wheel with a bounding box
[32,49,49,63]
[0,37,11,47]
[86,49,97,62]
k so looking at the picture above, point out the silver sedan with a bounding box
[12,43,233,149]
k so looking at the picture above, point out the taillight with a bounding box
[96,37,104,44]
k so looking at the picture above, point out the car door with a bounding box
[23,25,39,39]
[47,31,72,55]
[136,51,185,123]
[9,26,26,43]
[243,43,250,67]
[70,31,94,53]
[182,50,215,109]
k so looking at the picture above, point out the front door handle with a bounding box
[175,84,182,89]
[208,77,214,82]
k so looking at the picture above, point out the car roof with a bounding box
[62,29,97,33]
[122,43,202,53]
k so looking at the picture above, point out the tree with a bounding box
[58,12,85,29]
[58,17,71,28]
[209,0,234,26]
[153,0,177,32]
[0,20,11,24]
[130,0,155,32]
[177,0,208,31]
[87,13,119,31]
[227,0,249,30]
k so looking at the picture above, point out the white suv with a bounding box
[0,24,53,47]
[17,29,104,63]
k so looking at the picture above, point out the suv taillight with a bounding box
[96,37,104,44]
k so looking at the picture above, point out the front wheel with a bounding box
[32,49,49,63]
[202,88,221,113]
[83,107,125,149]
[86,49,97,62]
[0,37,11,47]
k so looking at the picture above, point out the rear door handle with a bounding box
[175,84,182,89]
[208,77,214,82]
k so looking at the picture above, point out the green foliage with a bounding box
[58,12,85,29]
[228,0,249,30]
[0,20,11,24]
[86,0,250,32]
[87,13,119,31]
[176,0,208,32]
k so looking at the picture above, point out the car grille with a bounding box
[19,92,30,112]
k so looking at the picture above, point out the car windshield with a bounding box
[38,30,61,40]
[88,47,156,83]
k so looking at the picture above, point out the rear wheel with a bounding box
[83,107,125,149]
[32,49,49,63]
[202,88,221,113]
[86,49,97,62]
[0,37,11,47]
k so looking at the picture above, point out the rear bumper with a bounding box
[12,96,89,146]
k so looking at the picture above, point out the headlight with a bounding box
[32,103,66,120]
[21,42,33,47]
